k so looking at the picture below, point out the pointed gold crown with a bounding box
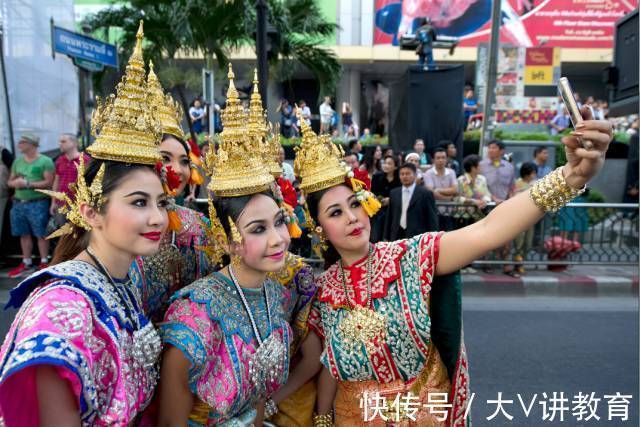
[207,64,274,197]
[147,60,185,140]
[294,107,346,194]
[88,20,162,165]
[247,68,283,177]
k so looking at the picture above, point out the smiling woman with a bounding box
[0,21,173,426]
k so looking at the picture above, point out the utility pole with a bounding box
[255,0,268,106]
[478,0,502,156]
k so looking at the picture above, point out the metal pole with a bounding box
[82,25,93,148]
[478,0,502,156]
[255,0,268,106]
[0,22,15,154]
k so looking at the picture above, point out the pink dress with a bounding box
[0,261,161,426]
[160,272,292,426]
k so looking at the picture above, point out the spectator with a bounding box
[278,99,296,138]
[342,102,353,135]
[344,153,360,171]
[50,133,90,225]
[0,143,11,250]
[382,147,394,158]
[443,140,461,176]
[348,140,363,162]
[413,139,430,171]
[345,125,358,143]
[360,145,382,177]
[463,89,478,126]
[424,147,458,230]
[197,141,212,200]
[404,152,424,185]
[455,154,492,226]
[278,146,296,183]
[532,146,552,178]
[480,139,517,276]
[7,133,54,277]
[189,99,205,135]
[480,140,515,203]
[550,105,570,135]
[360,127,371,141]
[384,162,437,240]
[297,100,311,127]
[319,96,334,134]
[512,162,537,274]
[557,188,589,245]
[370,155,401,242]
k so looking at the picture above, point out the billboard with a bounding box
[374,0,638,48]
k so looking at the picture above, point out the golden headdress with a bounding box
[88,20,162,165]
[247,68,283,177]
[294,108,381,217]
[38,156,106,238]
[146,60,185,141]
[207,64,274,197]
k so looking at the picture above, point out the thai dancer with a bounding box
[157,65,320,427]
[0,21,171,425]
[293,110,612,426]
[129,60,212,324]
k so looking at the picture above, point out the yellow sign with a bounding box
[525,66,554,85]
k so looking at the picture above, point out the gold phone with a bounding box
[558,77,592,149]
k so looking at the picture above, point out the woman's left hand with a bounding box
[562,107,613,189]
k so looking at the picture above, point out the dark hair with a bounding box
[305,185,350,269]
[399,162,417,174]
[462,154,480,173]
[52,159,156,265]
[211,190,276,238]
[520,162,537,179]
[348,140,359,150]
[488,139,506,150]
[440,140,455,149]
[362,146,381,174]
[432,147,447,157]
[162,133,189,155]
[383,154,398,168]
[533,146,548,157]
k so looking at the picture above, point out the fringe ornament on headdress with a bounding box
[271,179,302,238]
[344,164,381,217]
[37,156,105,239]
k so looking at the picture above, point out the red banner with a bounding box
[374,0,638,48]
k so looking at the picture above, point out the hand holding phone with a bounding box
[558,77,593,149]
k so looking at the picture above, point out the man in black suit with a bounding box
[384,162,438,241]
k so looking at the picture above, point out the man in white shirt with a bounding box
[278,147,295,183]
[319,96,333,134]
[297,100,312,127]
[424,147,458,230]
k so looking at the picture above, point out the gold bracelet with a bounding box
[312,412,334,427]
[529,167,585,213]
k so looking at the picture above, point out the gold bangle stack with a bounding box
[529,167,586,213]
[312,412,334,427]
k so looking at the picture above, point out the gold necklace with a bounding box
[336,245,387,354]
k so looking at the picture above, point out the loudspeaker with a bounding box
[389,65,465,157]
[608,9,638,116]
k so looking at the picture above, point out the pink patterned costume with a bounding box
[160,272,293,426]
[0,261,160,426]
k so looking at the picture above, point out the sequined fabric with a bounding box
[0,261,159,426]
[130,205,211,324]
[308,232,470,426]
[160,272,292,426]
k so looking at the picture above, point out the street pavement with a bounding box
[464,296,638,426]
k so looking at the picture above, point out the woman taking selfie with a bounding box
[293,110,612,426]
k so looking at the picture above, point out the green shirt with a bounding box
[11,155,54,201]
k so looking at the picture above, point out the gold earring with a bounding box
[228,216,242,245]
[231,253,242,269]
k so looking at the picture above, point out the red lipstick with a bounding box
[266,251,285,261]
[140,231,162,241]
[349,227,363,237]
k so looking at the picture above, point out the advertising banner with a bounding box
[374,0,637,48]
